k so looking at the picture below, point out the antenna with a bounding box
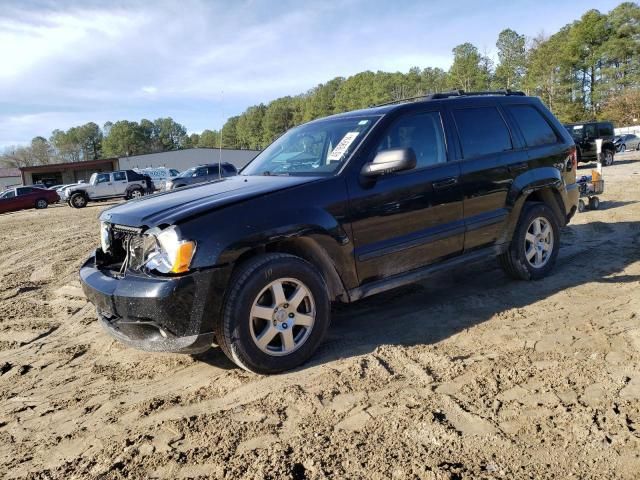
[218,90,223,179]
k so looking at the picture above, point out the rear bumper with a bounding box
[79,252,223,354]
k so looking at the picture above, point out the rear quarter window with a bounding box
[598,123,614,137]
[453,106,512,159]
[507,105,558,147]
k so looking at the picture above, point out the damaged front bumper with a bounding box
[79,250,222,354]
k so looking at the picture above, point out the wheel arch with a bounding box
[225,235,349,303]
[500,168,568,244]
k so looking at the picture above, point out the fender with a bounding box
[498,167,565,245]
[180,203,357,293]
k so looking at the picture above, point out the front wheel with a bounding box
[499,203,560,281]
[215,253,330,374]
[69,193,87,208]
[602,149,614,166]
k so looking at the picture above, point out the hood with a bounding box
[100,175,321,227]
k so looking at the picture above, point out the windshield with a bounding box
[242,116,379,176]
[178,167,197,178]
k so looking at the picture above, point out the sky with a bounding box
[0,0,624,148]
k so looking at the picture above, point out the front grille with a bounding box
[113,224,144,235]
[99,224,146,273]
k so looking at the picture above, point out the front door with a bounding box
[347,110,464,284]
[93,173,115,197]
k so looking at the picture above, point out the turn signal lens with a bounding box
[171,241,195,273]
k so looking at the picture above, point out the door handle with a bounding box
[508,162,528,173]
[432,177,458,190]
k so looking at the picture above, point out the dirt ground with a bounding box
[1,153,639,480]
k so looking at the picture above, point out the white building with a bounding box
[0,168,23,190]
[118,148,260,173]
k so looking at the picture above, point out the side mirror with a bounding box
[361,148,417,177]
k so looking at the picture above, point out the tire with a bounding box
[498,203,560,281]
[69,193,87,208]
[589,196,600,210]
[215,253,330,374]
[602,149,614,166]
[578,199,586,213]
[35,198,48,209]
[128,187,144,200]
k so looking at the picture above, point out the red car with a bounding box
[0,186,59,214]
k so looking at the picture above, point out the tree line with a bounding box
[2,2,638,168]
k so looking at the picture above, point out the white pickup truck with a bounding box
[63,170,154,208]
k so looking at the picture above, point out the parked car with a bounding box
[614,133,640,152]
[165,163,237,190]
[564,121,616,165]
[65,170,154,208]
[80,90,579,374]
[135,167,181,191]
[0,186,59,214]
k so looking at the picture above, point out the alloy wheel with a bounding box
[131,190,143,198]
[524,217,554,268]
[249,277,316,356]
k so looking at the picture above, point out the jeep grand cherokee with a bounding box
[80,90,579,374]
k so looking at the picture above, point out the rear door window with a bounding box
[113,171,126,181]
[507,105,558,147]
[453,106,513,159]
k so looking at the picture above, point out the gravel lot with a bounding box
[1,153,639,479]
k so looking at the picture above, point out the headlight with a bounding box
[142,226,196,274]
[100,222,111,253]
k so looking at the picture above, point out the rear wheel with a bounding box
[69,193,87,208]
[35,198,48,209]
[602,149,614,166]
[215,253,330,374]
[499,203,560,281]
[128,187,144,199]
[589,196,600,210]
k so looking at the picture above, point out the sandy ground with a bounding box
[0,153,639,480]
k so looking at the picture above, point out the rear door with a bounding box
[347,108,464,283]
[15,187,36,209]
[112,171,128,195]
[451,101,527,251]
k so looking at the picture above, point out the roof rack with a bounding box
[371,89,526,108]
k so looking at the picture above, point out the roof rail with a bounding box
[370,89,526,108]
[428,89,526,99]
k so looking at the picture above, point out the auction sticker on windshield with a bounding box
[328,132,360,161]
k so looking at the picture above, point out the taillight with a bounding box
[568,147,577,171]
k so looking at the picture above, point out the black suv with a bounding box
[165,162,238,190]
[80,91,579,374]
[564,121,616,166]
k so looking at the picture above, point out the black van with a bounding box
[81,90,579,374]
